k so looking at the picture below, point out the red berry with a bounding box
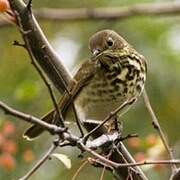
[23,149,35,163]
[2,140,17,155]
[2,121,15,136]
[0,153,16,171]
[146,134,157,146]
[0,133,5,148]
[0,0,10,12]
[127,138,141,149]
[134,152,145,162]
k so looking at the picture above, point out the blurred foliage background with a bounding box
[0,0,180,179]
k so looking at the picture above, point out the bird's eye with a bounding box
[107,38,114,47]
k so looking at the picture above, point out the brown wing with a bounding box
[23,59,97,140]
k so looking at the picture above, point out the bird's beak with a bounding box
[92,49,100,57]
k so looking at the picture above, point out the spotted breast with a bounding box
[75,47,147,121]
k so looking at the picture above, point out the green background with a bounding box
[0,0,180,179]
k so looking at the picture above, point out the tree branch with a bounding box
[13,39,65,128]
[33,2,180,21]
[170,168,180,180]
[143,89,177,173]
[8,0,72,94]
[7,1,147,179]
[83,98,136,142]
[4,1,173,180]
[0,101,66,135]
[1,100,180,179]
[91,158,180,168]
[19,141,57,180]
[2,1,180,28]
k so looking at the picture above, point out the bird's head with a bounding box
[89,29,128,57]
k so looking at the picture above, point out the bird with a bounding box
[23,29,147,140]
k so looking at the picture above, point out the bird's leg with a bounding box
[116,117,123,138]
[105,115,123,140]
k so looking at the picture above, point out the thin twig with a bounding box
[170,168,180,180]
[13,40,26,48]
[7,1,176,180]
[14,2,84,142]
[9,0,72,94]
[72,103,84,137]
[81,142,180,169]
[117,142,147,180]
[29,47,65,127]
[13,38,65,128]
[2,101,179,178]
[100,166,106,180]
[80,142,118,168]
[0,100,121,149]
[92,157,180,169]
[83,98,136,142]
[0,101,65,134]
[116,160,180,168]
[19,141,58,180]
[142,89,177,173]
[15,6,65,128]
[113,145,128,164]
[0,101,121,150]
[72,160,89,180]
[127,168,133,180]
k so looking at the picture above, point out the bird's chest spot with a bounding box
[81,67,127,103]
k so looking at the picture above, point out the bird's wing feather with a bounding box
[23,59,97,140]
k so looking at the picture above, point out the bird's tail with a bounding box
[23,109,55,140]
